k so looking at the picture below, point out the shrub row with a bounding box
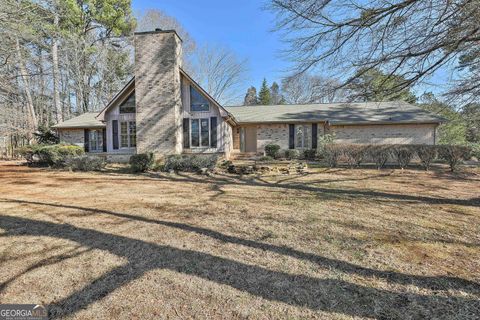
[17,144,84,167]
[264,143,472,171]
[162,154,219,172]
[17,144,107,171]
[65,155,106,171]
[323,144,472,171]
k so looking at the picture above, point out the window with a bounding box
[119,92,135,113]
[89,130,103,152]
[190,118,210,147]
[120,121,136,148]
[191,119,200,147]
[295,124,311,149]
[201,119,209,146]
[190,86,209,112]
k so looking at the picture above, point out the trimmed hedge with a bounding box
[437,145,472,172]
[283,149,300,160]
[264,144,281,159]
[320,144,472,171]
[163,154,219,172]
[129,153,155,172]
[65,155,106,171]
[303,149,317,160]
[416,145,437,171]
[17,144,84,167]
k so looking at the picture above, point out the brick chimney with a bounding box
[134,30,183,156]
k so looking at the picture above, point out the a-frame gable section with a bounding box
[96,77,135,120]
[179,68,236,123]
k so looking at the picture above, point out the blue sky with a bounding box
[132,0,288,96]
[131,0,451,101]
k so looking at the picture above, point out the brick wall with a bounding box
[134,30,183,156]
[330,123,436,145]
[256,124,290,152]
[234,122,436,154]
[58,129,84,147]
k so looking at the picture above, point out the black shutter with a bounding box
[210,117,217,148]
[183,118,190,148]
[112,120,119,150]
[289,124,295,149]
[84,129,90,152]
[312,123,318,149]
[102,128,107,152]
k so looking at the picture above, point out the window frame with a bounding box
[119,93,136,114]
[295,124,311,149]
[190,118,210,148]
[189,85,210,112]
[119,120,136,149]
[89,129,103,152]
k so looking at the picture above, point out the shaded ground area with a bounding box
[0,161,479,319]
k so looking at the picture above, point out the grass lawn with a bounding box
[0,161,479,319]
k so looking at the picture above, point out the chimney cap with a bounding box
[134,29,183,42]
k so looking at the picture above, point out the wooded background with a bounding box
[0,0,478,158]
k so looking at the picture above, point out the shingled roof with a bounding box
[225,101,444,125]
[53,113,105,129]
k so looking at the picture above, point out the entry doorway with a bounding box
[240,126,257,153]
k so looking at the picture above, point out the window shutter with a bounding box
[112,120,119,150]
[183,118,190,148]
[312,123,318,149]
[84,129,90,152]
[288,124,295,149]
[210,117,217,148]
[102,128,107,152]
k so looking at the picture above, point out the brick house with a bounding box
[54,29,443,161]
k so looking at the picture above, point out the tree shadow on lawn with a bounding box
[1,199,480,319]
[151,171,480,208]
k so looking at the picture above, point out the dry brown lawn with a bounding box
[0,161,479,319]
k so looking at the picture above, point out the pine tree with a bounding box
[270,81,284,104]
[258,78,271,105]
[243,86,258,105]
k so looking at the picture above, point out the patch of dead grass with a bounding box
[0,161,479,319]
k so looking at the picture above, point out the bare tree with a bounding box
[189,44,248,105]
[281,73,346,104]
[269,0,480,102]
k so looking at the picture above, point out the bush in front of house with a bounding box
[342,145,368,168]
[264,144,281,159]
[302,149,317,160]
[367,145,393,169]
[129,153,155,172]
[283,149,300,160]
[392,145,415,169]
[437,145,472,172]
[323,144,343,167]
[65,155,106,171]
[415,145,438,171]
[163,154,219,172]
[17,144,84,167]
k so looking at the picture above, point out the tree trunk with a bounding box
[52,2,62,123]
[15,36,37,135]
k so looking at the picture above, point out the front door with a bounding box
[245,127,257,153]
